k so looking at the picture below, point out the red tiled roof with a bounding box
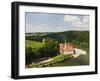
[59,43,74,51]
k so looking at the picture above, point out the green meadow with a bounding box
[25,40,44,49]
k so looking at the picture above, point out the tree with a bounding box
[33,39,59,59]
[43,39,59,57]
[25,39,59,66]
[25,46,35,65]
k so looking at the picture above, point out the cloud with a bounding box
[64,15,89,30]
[58,26,62,30]
[26,23,59,32]
[82,16,89,25]
[57,26,66,31]
[81,16,89,30]
[26,13,90,33]
[37,24,47,29]
[64,15,82,27]
[64,15,80,23]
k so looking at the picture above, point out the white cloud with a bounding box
[72,21,82,27]
[37,24,47,30]
[64,15,80,23]
[64,15,89,30]
[82,16,89,25]
[42,24,46,26]
[57,26,67,31]
[26,23,59,32]
[81,16,89,30]
[26,15,90,33]
[64,15,82,27]
[26,23,32,33]
[58,26,62,30]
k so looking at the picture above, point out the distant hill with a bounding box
[44,31,89,42]
[26,31,89,49]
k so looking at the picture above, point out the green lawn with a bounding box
[25,40,44,49]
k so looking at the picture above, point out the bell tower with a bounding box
[65,40,67,49]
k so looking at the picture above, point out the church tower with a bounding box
[65,40,67,49]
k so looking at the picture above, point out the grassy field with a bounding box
[25,40,44,49]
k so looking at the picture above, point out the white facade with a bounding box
[63,51,74,54]
[74,48,87,55]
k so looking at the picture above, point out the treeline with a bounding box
[26,31,89,49]
[26,39,59,65]
[26,31,89,41]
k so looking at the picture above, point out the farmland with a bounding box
[25,40,44,49]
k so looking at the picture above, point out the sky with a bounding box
[25,12,89,33]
